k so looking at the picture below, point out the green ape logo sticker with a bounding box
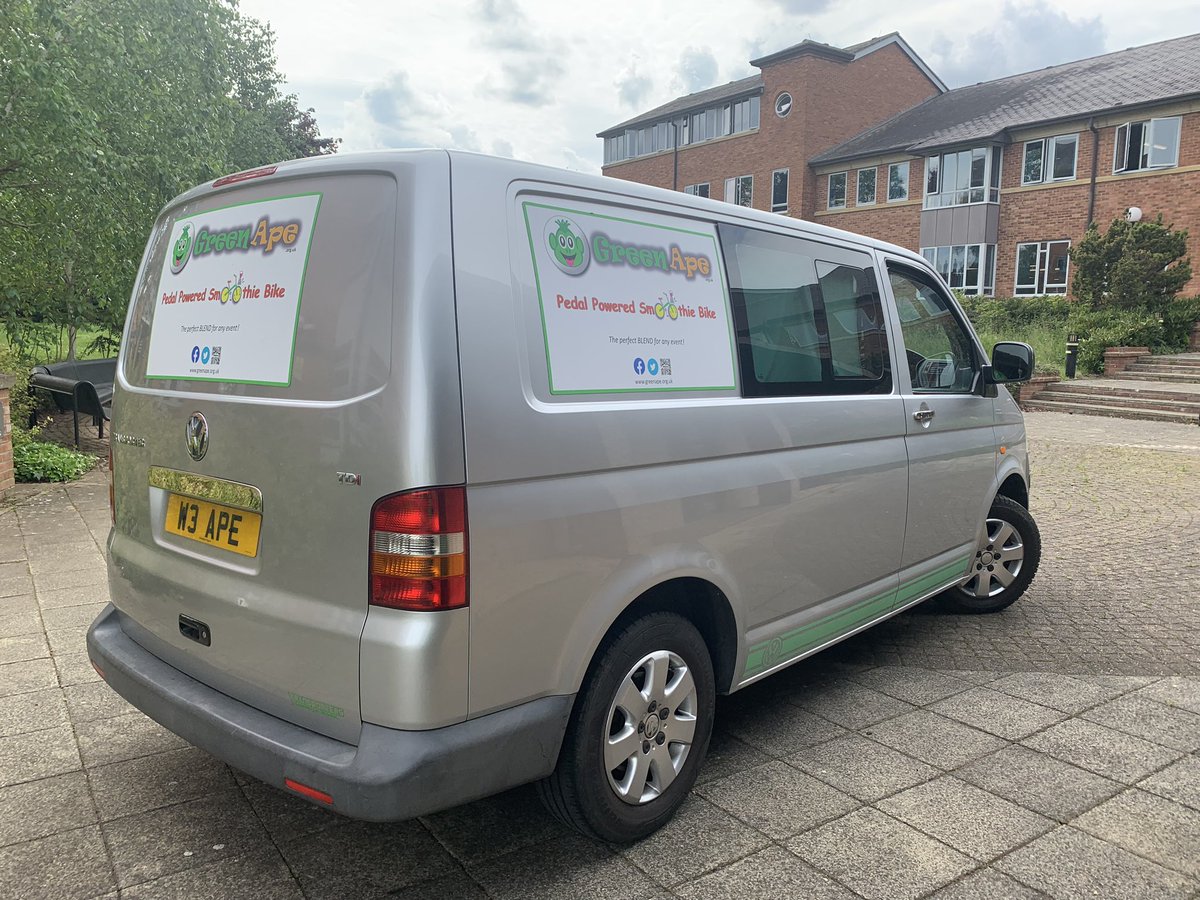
[170,224,193,274]
[544,217,590,275]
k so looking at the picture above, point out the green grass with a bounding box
[0,326,115,364]
[973,322,1069,377]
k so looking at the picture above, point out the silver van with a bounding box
[89,149,1040,842]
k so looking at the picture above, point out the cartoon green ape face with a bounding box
[170,225,193,273]
[550,220,582,268]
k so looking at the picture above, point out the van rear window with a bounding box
[122,174,397,402]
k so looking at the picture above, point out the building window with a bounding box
[1022,134,1078,185]
[857,168,877,205]
[725,175,753,207]
[602,95,761,164]
[920,244,996,295]
[775,92,792,118]
[887,162,909,201]
[1114,117,1181,173]
[828,172,847,209]
[683,183,709,198]
[771,169,789,213]
[924,146,999,208]
[1014,241,1070,295]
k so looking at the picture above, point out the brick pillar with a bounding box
[1191,322,1200,351]
[1015,374,1059,405]
[1103,347,1151,376]
[0,375,14,497]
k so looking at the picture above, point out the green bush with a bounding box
[12,434,97,482]
[0,348,38,434]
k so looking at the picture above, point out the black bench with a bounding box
[29,358,117,448]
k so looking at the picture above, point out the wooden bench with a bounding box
[29,358,117,448]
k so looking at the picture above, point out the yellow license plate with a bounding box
[165,494,262,557]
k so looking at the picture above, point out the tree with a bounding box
[0,0,338,359]
[1071,215,1192,313]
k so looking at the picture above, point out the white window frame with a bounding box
[1023,134,1078,185]
[887,162,909,202]
[919,243,996,296]
[771,169,789,213]
[683,183,709,198]
[856,167,877,206]
[1014,240,1071,296]
[828,172,847,209]
[724,175,753,207]
[923,146,1000,208]
[1021,139,1045,185]
[1114,117,1182,174]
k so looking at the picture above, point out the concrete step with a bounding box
[1117,369,1200,384]
[1022,398,1200,425]
[1133,356,1200,368]
[1043,381,1200,402]
[1126,362,1200,374]
[1035,388,1200,415]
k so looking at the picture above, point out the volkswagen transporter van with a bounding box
[89,150,1040,842]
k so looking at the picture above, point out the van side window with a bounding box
[887,264,977,392]
[719,224,892,397]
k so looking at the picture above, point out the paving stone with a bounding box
[940,670,1005,685]
[716,695,848,757]
[90,746,236,821]
[929,686,1066,741]
[119,850,302,900]
[53,650,101,687]
[1138,756,1200,812]
[925,868,1049,899]
[0,562,33,599]
[0,606,41,637]
[30,565,108,593]
[0,686,69,738]
[619,795,769,888]
[697,760,859,839]
[76,710,188,767]
[278,818,459,900]
[0,771,96,847]
[1080,694,1200,752]
[849,666,973,705]
[990,673,1118,714]
[0,631,49,665]
[0,722,81,786]
[1132,677,1200,715]
[0,825,115,900]
[877,775,1054,862]
[788,807,974,900]
[0,592,37,613]
[0,656,58,696]
[64,678,135,723]
[420,784,570,865]
[694,730,771,785]
[862,710,1006,770]
[37,582,109,609]
[790,678,917,730]
[469,831,656,900]
[387,869,489,900]
[103,790,273,889]
[40,600,107,631]
[786,733,939,802]
[46,624,90,656]
[674,845,856,900]
[237,778,348,842]
[956,744,1122,822]
[995,825,1195,900]
[1072,789,1200,878]
[1022,719,1182,784]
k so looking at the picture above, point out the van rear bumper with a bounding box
[87,604,573,821]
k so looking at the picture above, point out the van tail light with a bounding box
[212,165,277,188]
[369,487,468,610]
[108,446,115,523]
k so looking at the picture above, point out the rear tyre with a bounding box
[538,612,715,843]
[940,495,1040,614]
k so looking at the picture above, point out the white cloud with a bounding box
[675,47,720,94]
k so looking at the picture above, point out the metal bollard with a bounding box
[1065,332,1079,379]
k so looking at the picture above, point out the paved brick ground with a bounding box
[0,411,1198,899]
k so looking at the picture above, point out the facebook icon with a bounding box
[633,358,646,375]
[191,346,201,363]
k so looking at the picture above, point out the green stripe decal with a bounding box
[743,557,970,675]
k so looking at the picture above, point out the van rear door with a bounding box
[108,152,461,743]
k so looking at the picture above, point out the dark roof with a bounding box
[812,32,1200,165]
[597,75,762,138]
[749,38,855,67]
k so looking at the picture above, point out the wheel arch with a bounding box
[995,470,1029,509]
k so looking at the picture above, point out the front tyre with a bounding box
[941,495,1041,614]
[538,612,715,843]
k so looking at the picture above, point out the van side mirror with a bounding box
[989,342,1035,384]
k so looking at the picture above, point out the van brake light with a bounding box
[369,488,468,610]
[212,166,277,188]
[108,446,115,523]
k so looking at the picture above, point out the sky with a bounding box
[237,0,1200,174]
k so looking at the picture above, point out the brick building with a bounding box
[599,32,1200,297]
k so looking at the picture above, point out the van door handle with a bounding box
[912,408,935,423]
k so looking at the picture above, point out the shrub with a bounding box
[0,348,38,435]
[12,434,97,482]
[1071,216,1192,313]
